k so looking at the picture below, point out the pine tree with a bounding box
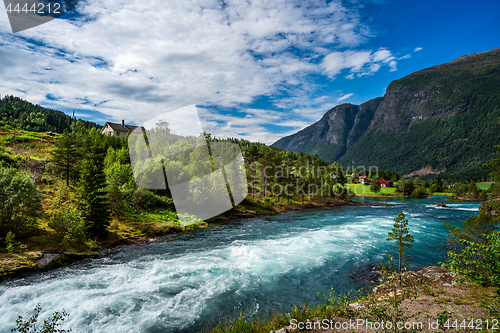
[387,211,414,283]
[51,133,79,186]
[78,130,110,237]
[258,145,280,198]
[392,171,399,182]
[245,144,261,198]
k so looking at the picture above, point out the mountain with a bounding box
[0,95,100,133]
[274,97,382,163]
[273,48,500,180]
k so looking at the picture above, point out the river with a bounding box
[0,197,480,332]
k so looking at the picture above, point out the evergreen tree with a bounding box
[432,175,443,192]
[353,167,361,180]
[392,171,400,182]
[78,130,110,237]
[244,144,261,198]
[259,145,280,197]
[387,211,414,283]
[51,133,79,186]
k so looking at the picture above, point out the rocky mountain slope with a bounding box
[273,48,500,180]
[273,97,382,163]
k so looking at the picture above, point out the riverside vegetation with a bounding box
[202,148,500,332]
[1,97,499,332]
[200,208,499,333]
[0,98,354,279]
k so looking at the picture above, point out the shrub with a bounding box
[445,231,500,289]
[11,303,71,333]
[0,168,42,237]
[395,179,414,196]
[5,230,15,253]
[430,183,440,194]
[0,151,17,167]
[410,186,427,198]
[105,158,136,212]
[133,188,174,210]
[370,177,381,193]
[444,211,500,289]
[48,206,88,247]
[47,185,88,247]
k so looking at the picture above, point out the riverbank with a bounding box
[0,196,353,280]
[204,266,499,333]
[0,197,484,332]
[345,183,455,198]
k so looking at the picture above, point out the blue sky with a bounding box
[0,0,499,143]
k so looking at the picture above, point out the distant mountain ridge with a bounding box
[273,97,382,163]
[273,47,500,180]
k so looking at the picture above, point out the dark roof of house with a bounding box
[103,122,141,132]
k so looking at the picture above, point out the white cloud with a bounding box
[414,47,423,52]
[321,48,396,78]
[0,0,397,143]
[337,93,353,101]
[388,60,397,72]
[372,49,393,63]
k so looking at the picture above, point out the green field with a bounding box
[476,182,492,190]
[345,183,397,196]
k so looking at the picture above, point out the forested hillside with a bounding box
[274,48,500,182]
[0,95,100,133]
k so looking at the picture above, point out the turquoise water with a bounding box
[0,197,479,332]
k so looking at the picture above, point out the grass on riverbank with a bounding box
[0,125,350,277]
[202,268,500,333]
[346,183,458,198]
[203,290,363,333]
[0,178,349,279]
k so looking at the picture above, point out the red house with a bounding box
[378,178,393,187]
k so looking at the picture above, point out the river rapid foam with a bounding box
[0,197,479,332]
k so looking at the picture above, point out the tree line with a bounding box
[0,95,99,133]
[1,120,350,249]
